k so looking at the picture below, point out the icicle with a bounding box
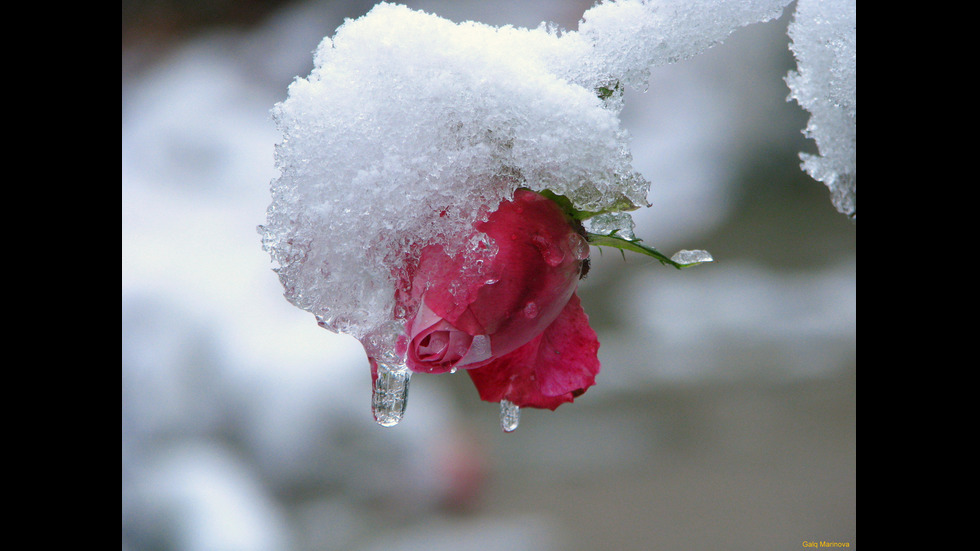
[363,321,412,428]
[499,399,520,433]
[372,360,411,427]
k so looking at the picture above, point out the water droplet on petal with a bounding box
[567,232,590,260]
[523,301,539,318]
[372,360,411,427]
[500,399,520,433]
[531,234,565,266]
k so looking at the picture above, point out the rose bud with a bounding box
[401,189,600,409]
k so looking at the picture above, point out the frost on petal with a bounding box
[467,294,600,410]
[785,0,856,219]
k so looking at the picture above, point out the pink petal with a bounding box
[466,293,600,410]
[406,300,492,373]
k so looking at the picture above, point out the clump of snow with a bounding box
[577,0,791,90]
[260,0,796,345]
[785,0,856,219]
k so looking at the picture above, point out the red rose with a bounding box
[401,189,600,410]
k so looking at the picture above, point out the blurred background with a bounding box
[121,1,856,550]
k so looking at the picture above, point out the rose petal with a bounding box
[457,334,492,367]
[409,190,585,357]
[417,330,450,359]
[466,293,600,410]
[407,299,492,373]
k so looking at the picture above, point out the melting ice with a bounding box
[499,400,520,433]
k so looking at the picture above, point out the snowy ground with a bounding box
[122,1,856,550]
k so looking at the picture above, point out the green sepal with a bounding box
[529,187,711,269]
[536,188,640,221]
[586,231,712,269]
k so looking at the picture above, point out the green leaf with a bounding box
[586,231,713,269]
[536,189,639,221]
[596,81,622,101]
[530,187,712,270]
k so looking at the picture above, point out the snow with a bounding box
[577,0,792,89]
[786,0,857,218]
[260,0,804,344]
